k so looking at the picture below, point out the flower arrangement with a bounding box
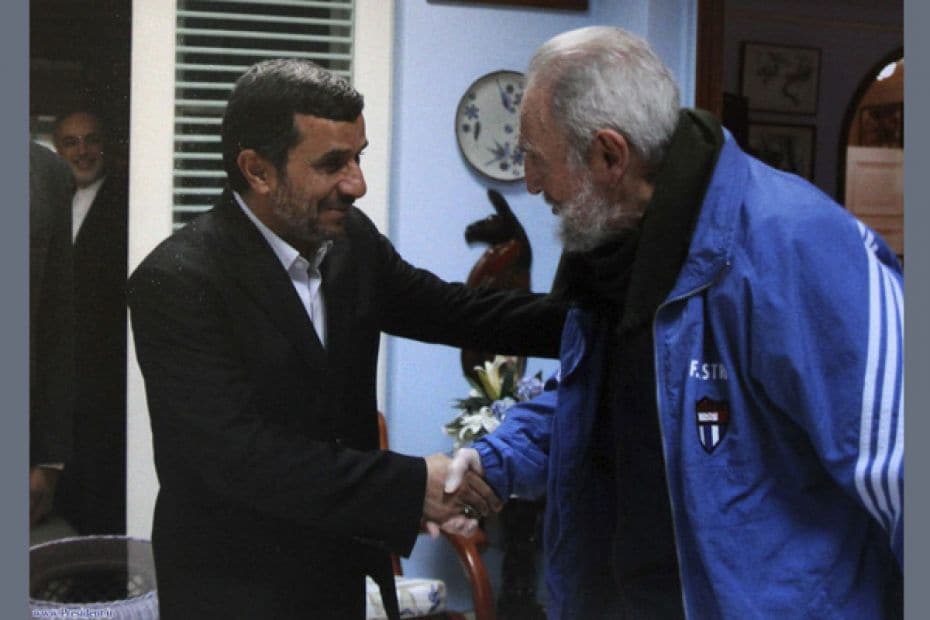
[444,355,544,449]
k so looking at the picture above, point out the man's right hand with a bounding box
[423,452,501,530]
[444,447,483,494]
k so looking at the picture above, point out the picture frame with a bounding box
[858,102,903,147]
[747,122,816,180]
[739,42,821,114]
[427,0,588,9]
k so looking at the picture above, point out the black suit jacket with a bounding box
[29,143,74,466]
[127,191,564,618]
[55,172,129,535]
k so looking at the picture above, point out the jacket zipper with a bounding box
[651,272,726,620]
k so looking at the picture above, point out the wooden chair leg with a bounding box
[444,529,496,620]
[379,412,496,620]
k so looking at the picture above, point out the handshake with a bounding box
[422,448,494,538]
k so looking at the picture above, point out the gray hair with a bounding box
[526,26,680,172]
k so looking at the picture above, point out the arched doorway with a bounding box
[838,49,904,261]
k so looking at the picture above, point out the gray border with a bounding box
[904,0,927,617]
[6,0,29,616]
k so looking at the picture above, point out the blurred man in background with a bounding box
[52,109,129,536]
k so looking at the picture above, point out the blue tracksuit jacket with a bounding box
[475,133,904,619]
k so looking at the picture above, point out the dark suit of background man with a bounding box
[52,110,129,536]
[29,142,74,532]
[127,59,565,619]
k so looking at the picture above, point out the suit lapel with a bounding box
[319,209,380,365]
[319,236,352,359]
[211,191,329,371]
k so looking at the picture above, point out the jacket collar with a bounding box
[662,128,749,303]
[210,189,328,369]
[231,190,333,276]
[619,108,724,334]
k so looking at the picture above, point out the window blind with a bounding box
[173,0,355,228]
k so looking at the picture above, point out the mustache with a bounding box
[323,195,355,210]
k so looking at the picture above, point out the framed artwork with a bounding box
[747,122,816,180]
[739,42,821,114]
[428,0,588,8]
[859,102,903,147]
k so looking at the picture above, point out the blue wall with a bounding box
[385,0,696,611]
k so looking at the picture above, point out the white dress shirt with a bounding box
[234,192,330,347]
[72,175,105,240]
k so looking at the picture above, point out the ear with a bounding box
[589,128,631,187]
[236,149,276,195]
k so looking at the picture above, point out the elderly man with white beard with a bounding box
[446,26,904,620]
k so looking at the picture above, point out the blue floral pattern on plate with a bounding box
[455,70,526,181]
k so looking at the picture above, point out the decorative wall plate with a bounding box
[454,70,526,181]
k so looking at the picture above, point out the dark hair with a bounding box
[221,59,365,192]
[52,108,107,140]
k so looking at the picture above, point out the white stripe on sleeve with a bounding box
[854,221,904,535]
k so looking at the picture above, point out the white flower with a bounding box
[444,355,537,449]
[452,407,501,449]
[473,355,520,401]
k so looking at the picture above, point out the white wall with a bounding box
[126,0,176,539]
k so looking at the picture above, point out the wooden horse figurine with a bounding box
[460,188,532,385]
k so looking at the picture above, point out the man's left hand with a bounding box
[29,467,60,526]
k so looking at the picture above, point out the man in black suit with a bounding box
[29,142,74,533]
[52,109,128,536]
[127,59,565,619]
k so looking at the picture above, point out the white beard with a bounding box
[555,174,622,253]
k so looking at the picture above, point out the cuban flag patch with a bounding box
[696,397,730,453]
